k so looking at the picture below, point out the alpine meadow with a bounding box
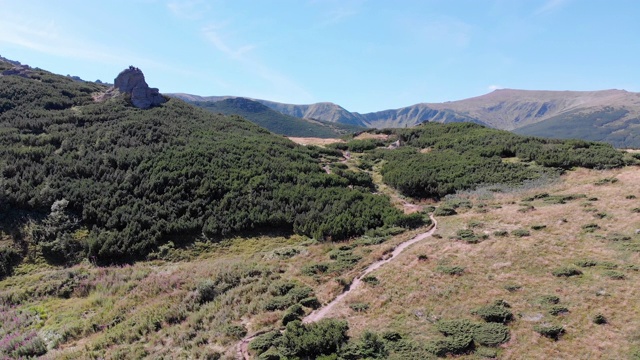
[0,17,640,360]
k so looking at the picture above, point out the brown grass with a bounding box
[287,137,343,146]
[316,166,640,359]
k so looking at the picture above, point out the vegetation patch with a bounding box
[552,267,583,277]
[436,265,465,276]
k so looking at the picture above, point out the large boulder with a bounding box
[114,66,166,109]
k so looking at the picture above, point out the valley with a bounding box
[2,58,640,359]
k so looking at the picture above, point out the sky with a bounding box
[0,0,638,113]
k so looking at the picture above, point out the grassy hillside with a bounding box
[514,107,640,148]
[2,153,640,359]
[0,63,419,270]
[190,97,365,138]
[330,123,625,199]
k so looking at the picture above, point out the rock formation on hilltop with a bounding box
[113,66,166,109]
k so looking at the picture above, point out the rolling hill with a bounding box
[187,97,364,138]
[173,89,640,148]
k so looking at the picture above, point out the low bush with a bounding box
[582,223,600,232]
[548,305,569,316]
[473,322,510,347]
[533,324,565,340]
[223,324,247,339]
[476,347,498,358]
[299,297,321,309]
[436,265,465,276]
[574,259,598,267]
[537,295,560,305]
[361,275,380,286]
[349,303,369,312]
[0,247,21,279]
[531,224,547,230]
[301,263,329,276]
[593,313,607,325]
[511,229,530,237]
[504,284,521,292]
[249,331,283,355]
[493,230,508,237]
[456,229,479,243]
[196,280,217,304]
[604,270,625,280]
[472,300,513,324]
[434,206,457,216]
[594,177,618,186]
[552,267,582,277]
[282,304,305,325]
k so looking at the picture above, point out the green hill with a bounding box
[189,97,365,138]
[0,62,415,268]
[513,107,640,148]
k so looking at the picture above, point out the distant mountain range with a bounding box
[170,89,640,148]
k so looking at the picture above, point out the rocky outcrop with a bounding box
[113,66,166,109]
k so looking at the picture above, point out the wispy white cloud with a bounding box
[488,84,504,91]
[202,23,314,102]
[534,0,570,15]
[0,14,177,75]
[310,0,366,27]
[166,0,211,20]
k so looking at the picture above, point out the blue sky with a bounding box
[0,0,638,113]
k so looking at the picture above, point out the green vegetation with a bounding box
[514,107,640,148]
[358,123,624,199]
[191,97,365,138]
[0,68,417,265]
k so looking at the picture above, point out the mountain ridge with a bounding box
[170,88,640,147]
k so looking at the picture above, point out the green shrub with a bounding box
[517,205,535,213]
[604,270,625,280]
[196,280,217,304]
[504,284,521,292]
[574,259,598,267]
[588,197,598,201]
[531,224,547,230]
[282,304,305,325]
[434,206,457,216]
[581,223,600,232]
[473,322,510,346]
[349,303,370,312]
[592,313,607,325]
[511,229,530,237]
[472,300,513,324]
[533,324,565,340]
[250,331,283,355]
[299,297,321,309]
[427,335,474,356]
[0,247,21,279]
[607,233,631,242]
[548,305,569,316]
[301,263,329,276]
[279,319,349,358]
[552,267,582,277]
[223,324,247,339]
[381,331,402,342]
[476,347,498,358]
[627,195,637,199]
[632,208,640,213]
[417,254,428,261]
[493,230,508,237]
[436,265,465,276]
[456,229,479,243]
[594,177,618,185]
[537,295,560,305]
[362,275,380,286]
[435,319,478,337]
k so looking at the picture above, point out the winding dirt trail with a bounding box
[235,215,437,359]
[302,214,436,323]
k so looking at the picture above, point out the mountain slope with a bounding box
[0,60,414,266]
[172,89,640,147]
[189,97,364,138]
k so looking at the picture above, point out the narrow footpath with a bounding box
[236,215,437,359]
